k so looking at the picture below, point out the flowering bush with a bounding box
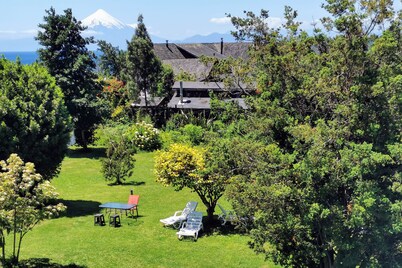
[0,154,66,264]
[127,122,161,151]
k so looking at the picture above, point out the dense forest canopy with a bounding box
[215,1,402,267]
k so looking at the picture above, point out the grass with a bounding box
[10,148,279,268]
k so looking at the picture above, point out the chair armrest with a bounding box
[173,210,183,217]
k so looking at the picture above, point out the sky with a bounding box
[0,0,329,41]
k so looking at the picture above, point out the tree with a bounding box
[155,143,232,221]
[0,58,72,179]
[95,125,136,185]
[221,2,402,267]
[36,7,105,149]
[97,40,126,79]
[0,154,66,265]
[125,14,163,107]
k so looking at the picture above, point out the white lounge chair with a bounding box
[176,211,203,241]
[160,201,198,229]
[217,203,237,226]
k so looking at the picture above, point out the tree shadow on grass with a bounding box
[9,258,86,268]
[107,181,145,186]
[59,199,102,218]
[66,147,105,160]
[201,216,249,237]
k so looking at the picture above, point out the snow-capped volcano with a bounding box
[81,9,128,29]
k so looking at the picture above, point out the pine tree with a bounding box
[125,14,163,107]
[36,7,104,148]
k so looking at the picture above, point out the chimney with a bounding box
[166,40,169,47]
[180,81,183,103]
[220,38,223,54]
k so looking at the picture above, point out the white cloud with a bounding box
[127,23,137,29]
[0,29,37,39]
[209,17,231,24]
[264,17,285,28]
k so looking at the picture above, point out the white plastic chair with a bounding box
[217,203,237,226]
[160,201,198,229]
[176,211,203,241]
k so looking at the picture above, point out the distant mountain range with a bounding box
[0,9,236,52]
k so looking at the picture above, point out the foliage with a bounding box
[164,112,209,131]
[160,124,206,149]
[95,125,136,185]
[175,69,197,82]
[0,58,72,179]
[100,77,129,114]
[199,55,254,96]
[125,14,163,107]
[157,64,175,97]
[155,143,232,220]
[36,7,106,149]
[180,124,205,145]
[221,1,402,267]
[0,154,66,265]
[126,121,161,151]
[97,40,126,79]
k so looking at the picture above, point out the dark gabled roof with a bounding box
[154,42,251,61]
[154,43,186,60]
[163,59,213,81]
[176,44,227,59]
[204,42,251,59]
[155,42,252,82]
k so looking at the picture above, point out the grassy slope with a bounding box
[14,148,278,268]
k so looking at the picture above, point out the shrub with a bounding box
[127,122,161,151]
[95,124,136,185]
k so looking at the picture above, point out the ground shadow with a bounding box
[59,199,102,218]
[107,181,145,186]
[201,216,249,237]
[66,147,105,160]
[8,258,86,268]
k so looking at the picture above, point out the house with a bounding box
[132,40,252,112]
[156,40,252,111]
[168,81,248,111]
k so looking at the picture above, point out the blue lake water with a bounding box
[0,51,102,65]
[0,51,38,65]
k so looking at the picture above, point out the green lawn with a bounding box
[13,148,278,268]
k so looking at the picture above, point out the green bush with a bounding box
[181,124,205,145]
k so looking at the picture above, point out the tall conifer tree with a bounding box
[125,14,162,107]
[36,7,104,148]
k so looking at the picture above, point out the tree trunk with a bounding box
[12,208,17,264]
[144,89,148,108]
[0,231,5,266]
[206,205,215,222]
[81,129,88,150]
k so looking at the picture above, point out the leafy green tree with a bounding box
[221,2,402,267]
[0,58,71,179]
[95,125,136,185]
[125,14,163,107]
[36,7,105,149]
[0,154,66,265]
[155,143,232,221]
[158,64,174,97]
